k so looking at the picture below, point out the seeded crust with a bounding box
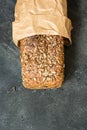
[19,35,64,89]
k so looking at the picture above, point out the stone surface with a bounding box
[0,0,87,130]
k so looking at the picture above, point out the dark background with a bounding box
[0,0,87,130]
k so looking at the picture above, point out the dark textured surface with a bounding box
[0,0,87,130]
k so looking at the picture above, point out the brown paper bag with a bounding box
[12,0,72,46]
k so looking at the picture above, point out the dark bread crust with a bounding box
[19,35,64,89]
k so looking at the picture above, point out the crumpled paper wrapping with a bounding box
[12,0,72,46]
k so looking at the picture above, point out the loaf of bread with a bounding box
[19,35,64,89]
